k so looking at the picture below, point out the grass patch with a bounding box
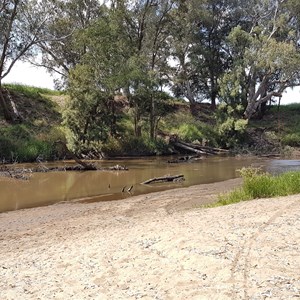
[215,167,300,206]
[0,125,66,162]
[281,133,300,147]
[0,84,67,162]
[270,103,300,113]
[3,83,62,97]
[101,135,171,157]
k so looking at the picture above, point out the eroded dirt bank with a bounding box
[0,178,299,299]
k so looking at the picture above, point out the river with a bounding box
[1,156,300,213]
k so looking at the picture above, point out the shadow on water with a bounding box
[0,156,297,213]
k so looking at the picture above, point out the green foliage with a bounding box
[247,103,300,154]
[276,103,300,112]
[101,136,170,157]
[216,167,300,206]
[220,4,300,119]
[215,104,248,148]
[3,2,300,158]
[163,110,216,145]
[216,188,252,206]
[64,63,114,152]
[0,124,66,162]
[0,84,66,162]
[175,123,203,143]
[219,66,247,105]
[281,133,300,147]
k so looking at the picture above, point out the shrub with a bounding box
[176,123,203,142]
[101,136,170,157]
[215,104,248,148]
[281,133,300,147]
[0,124,67,162]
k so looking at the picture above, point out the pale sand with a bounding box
[0,178,299,299]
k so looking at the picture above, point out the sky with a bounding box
[3,61,300,104]
[3,61,56,90]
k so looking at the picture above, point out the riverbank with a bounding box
[0,178,299,299]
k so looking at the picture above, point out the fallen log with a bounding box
[173,142,208,155]
[172,141,229,156]
[142,174,184,184]
[184,142,229,153]
[55,140,98,170]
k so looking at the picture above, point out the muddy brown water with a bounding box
[1,156,299,213]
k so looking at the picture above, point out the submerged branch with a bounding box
[0,163,128,180]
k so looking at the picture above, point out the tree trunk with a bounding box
[149,94,155,140]
[211,89,217,110]
[0,83,16,122]
[244,102,257,119]
[110,96,117,137]
[189,101,198,117]
[134,105,142,137]
[210,75,217,110]
[173,142,205,155]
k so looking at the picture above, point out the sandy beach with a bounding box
[0,178,299,299]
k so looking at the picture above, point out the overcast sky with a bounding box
[3,61,56,89]
[3,60,300,104]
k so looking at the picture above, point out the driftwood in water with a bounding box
[31,164,128,173]
[0,163,128,180]
[55,143,128,171]
[55,141,98,170]
[142,174,184,184]
[0,165,31,180]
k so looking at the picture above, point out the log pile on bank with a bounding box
[172,140,229,156]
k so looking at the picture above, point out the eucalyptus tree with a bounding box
[220,0,300,119]
[35,0,102,87]
[170,0,241,114]
[169,0,200,115]
[111,0,176,139]
[63,8,135,152]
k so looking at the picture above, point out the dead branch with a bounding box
[55,141,98,170]
[142,174,184,184]
[173,142,207,155]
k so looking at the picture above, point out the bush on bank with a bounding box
[0,125,66,162]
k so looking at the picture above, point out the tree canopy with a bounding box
[1,0,300,151]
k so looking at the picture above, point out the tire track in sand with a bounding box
[230,199,299,299]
